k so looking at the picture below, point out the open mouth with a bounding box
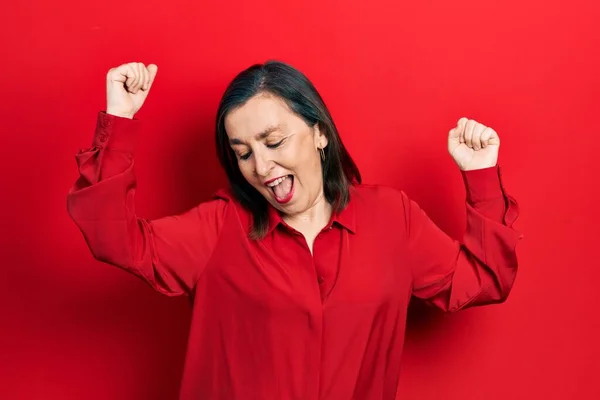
[267,175,295,204]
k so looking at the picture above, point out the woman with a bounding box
[67,61,522,399]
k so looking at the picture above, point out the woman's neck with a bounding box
[283,191,332,236]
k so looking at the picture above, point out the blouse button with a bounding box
[99,134,108,142]
[317,276,325,284]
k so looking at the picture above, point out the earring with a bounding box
[319,147,325,161]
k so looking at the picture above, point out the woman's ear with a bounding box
[314,123,328,148]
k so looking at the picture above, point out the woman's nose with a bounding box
[254,151,274,177]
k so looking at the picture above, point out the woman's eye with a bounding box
[267,139,284,149]
[239,152,251,160]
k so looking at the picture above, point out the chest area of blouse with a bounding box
[200,213,412,316]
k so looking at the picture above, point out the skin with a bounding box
[105,61,502,249]
[225,94,330,250]
[448,117,500,171]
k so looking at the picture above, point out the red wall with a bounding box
[2,0,599,399]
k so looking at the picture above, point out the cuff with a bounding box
[461,165,505,203]
[92,111,140,152]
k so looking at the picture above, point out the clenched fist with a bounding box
[106,62,158,119]
[448,117,500,171]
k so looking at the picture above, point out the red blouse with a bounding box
[67,111,523,400]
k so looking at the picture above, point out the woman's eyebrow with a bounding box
[229,124,284,145]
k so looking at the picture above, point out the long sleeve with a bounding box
[66,111,228,296]
[406,165,523,312]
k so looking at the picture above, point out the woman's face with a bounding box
[225,93,328,216]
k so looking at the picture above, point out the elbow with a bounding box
[449,278,517,312]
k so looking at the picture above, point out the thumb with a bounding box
[448,117,466,141]
[448,126,460,141]
[455,117,470,142]
[146,64,159,90]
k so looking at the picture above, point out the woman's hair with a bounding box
[215,60,361,239]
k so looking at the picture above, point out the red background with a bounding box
[2,0,599,399]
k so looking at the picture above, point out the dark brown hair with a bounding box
[215,60,361,239]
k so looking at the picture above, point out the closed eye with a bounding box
[237,138,285,161]
[267,139,285,149]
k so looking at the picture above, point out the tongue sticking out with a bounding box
[272,176,293,200]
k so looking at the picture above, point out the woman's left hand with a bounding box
[448,117,500,171]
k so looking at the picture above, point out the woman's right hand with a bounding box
[106,62,158,119]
